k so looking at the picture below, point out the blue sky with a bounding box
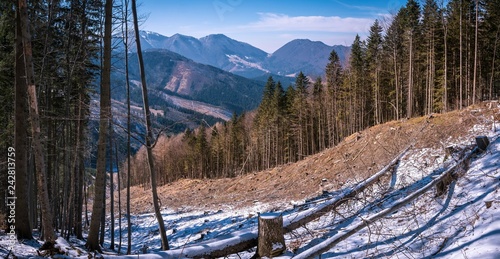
[140,0,406,53]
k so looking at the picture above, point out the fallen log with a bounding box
[103,147,411,259]
[283,146,410,232]
[293,146,478,259]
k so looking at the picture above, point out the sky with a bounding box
[139,0,407,53]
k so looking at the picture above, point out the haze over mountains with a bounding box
[137,30,351,78]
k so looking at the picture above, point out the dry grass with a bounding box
[116,102,499,214]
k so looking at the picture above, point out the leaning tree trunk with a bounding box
[18,0,56,244]
[131,0,169,250]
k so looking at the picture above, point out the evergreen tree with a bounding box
[483,0,500,100]
[349,35,369,130]
[366,19,384,124]
[401,0,422,117]
[325,50,343,145]
[384,9,405,119]
[291,72,310,158]
[422,0,446,113]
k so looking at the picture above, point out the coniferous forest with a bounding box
[129,0,500,185]
[0,0,499,254]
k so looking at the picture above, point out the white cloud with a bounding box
[243,13,374,33]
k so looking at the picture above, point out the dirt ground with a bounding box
[121,102,500,214]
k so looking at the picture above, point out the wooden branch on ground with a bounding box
[117,147,411,259]
[283,146,411,232]
[293,146,478,259]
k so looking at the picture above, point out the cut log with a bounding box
[256,213,286,258]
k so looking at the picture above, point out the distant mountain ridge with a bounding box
[112,48,264,114]
[265,39,351,77]
[137,30,351,78]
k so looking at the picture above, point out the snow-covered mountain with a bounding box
[137,31,350,79]
[138,31,269,78]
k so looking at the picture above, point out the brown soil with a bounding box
[122,102,500,214]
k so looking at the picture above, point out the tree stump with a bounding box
[475,136,490,151]
[256,213,286,258]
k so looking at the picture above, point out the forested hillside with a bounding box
[0,0,499,257]
[129,0,500,186]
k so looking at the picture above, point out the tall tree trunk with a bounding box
[109,124,115,250]
[86,0,113,252]
[443,16,448,112]
[18,0,56,244]
[472,0,479,104]
[122,0,133,253]
[460,0,463,108]
[407,34,414,117]
[489,29,499,100]
[14,3,33,240]
[115,140,122,253]
[131,0,170,250]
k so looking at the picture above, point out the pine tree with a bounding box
[401,0,421,117]
[384,10,405,119]
[291,72,310,158]
[325,50,343,145]
[349,35,369,130]
[366,19,384,124]
[483,0,500,100]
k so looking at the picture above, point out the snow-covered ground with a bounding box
[1,119,499,258]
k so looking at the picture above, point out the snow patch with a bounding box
[226,54,269,73]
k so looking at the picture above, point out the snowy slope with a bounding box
[1,111,499,259]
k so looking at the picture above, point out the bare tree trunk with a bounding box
[18,0,56,244]
[115,140,122,253]
[86,0,113,252]
[460,0,463,108]
[443,14,448,112]
[407,34,414,117]
[14,3,33,240]
[489,29,499,100]
[122,0,133,253]
[109,124,115,250]
[472,0,479,104]
[131,0,170,250]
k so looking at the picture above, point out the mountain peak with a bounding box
[202,33,230,39]
[134,30,349,78]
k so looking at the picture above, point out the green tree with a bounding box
[384,10,405,119]
[422,0,444,113]
[401,0,421,117]
[483,0,500,100]
[325,50,343,145]
[366,19,384,124]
